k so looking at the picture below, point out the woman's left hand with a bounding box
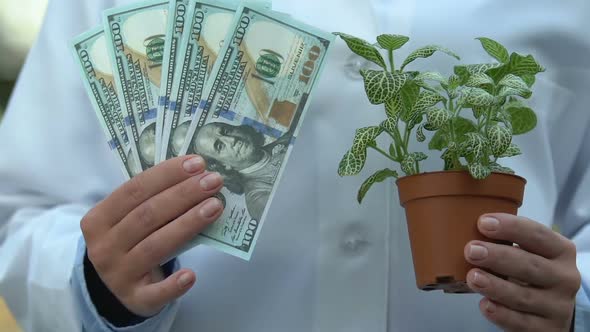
[464,213,581,332]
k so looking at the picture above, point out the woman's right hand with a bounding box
[80,155,224,317]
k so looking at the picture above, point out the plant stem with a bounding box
[369,145,399,163]
[389,49,395,73]
[447,96,462,170]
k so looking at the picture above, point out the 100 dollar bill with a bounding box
[155,0,192,163]
[104,0,169,170]
[72,27,142,179]
[179,5,334,260]
[158,0,238,162]
[158,0,273,162]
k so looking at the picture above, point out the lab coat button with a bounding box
[339,222,370,256]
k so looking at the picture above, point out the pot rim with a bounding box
[395,170,527,186]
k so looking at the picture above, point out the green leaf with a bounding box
[357,169,399,203]
[499,144,522,158]
[472,106,486,119]
[400,81,421,118]
[428,117,477,151]
[468,163,492,180]
[506,53,545,76]
[400,45,460,71]
[487,125,512,156]
[334,32,387,69]
[376,34,410,51]
[385,94,403,119]
[416,124,426,142]
[521,74,536,87]
[476,37,510,63]
[465,73,495,87]
[507,106,537,135]
[465,87,496,106]
[389,143,396,157]
[426,108,452,130]
[360,70,409,105]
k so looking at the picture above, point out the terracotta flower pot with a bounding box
[396,170,526,293]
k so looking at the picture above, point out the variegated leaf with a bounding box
[410,152,428,161]
[426,108,452,129]
[466,88,496,106]
[401,154,417,175]
[360,70,409,105]
[380,117,398,134]
[334,32,387,69]
[476,37,510,63]
[376,34,410,51]
[468,162,492,180]
[499,144,522,158]
[465,73,495,87]
[352,126,384,150]
[489,162,515,174]
[338,149,367,176]
[357,168,399,203]
[498,86,532,99]
[385,94,403,119]
[454,63,503,78]
[487,125,512,156]
[416,124,426,142]
[412,91,445,113]
[401,45,460,71]
[415,71,449,85]
[472,106,486,119]
[460,132,489,159]
[499,74,529,90]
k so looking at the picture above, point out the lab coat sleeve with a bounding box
[0,0,179,331]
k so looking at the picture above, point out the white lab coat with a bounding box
[0,0,589,331]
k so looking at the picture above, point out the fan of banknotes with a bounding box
[71,0,334,260]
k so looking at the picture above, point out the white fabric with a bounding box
[0,0,589,331]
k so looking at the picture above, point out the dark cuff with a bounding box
[83,251,177,327]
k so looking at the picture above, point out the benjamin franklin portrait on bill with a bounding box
[187,122,291,221]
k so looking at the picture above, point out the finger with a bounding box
[477,213,570,259]
[94,155,206,230]
[465,240,560,287]
[131,269,196,317]
[128,197,223,273]
[467,269,558,317]
[111,171,223,251]
[479,298,552,332]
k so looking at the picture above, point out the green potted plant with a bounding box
[334,32,544,293]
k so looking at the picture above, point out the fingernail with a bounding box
[485,299,496,313]
[469,244,488,260]
[183,156,205,174]
[200,198,222,219]
[200,172,222,191]
[472,271,489,288]
[480,216,499,231]
[178,272,193,288]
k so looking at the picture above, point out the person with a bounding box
[0,0,589,332]
[188,121,291,221]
